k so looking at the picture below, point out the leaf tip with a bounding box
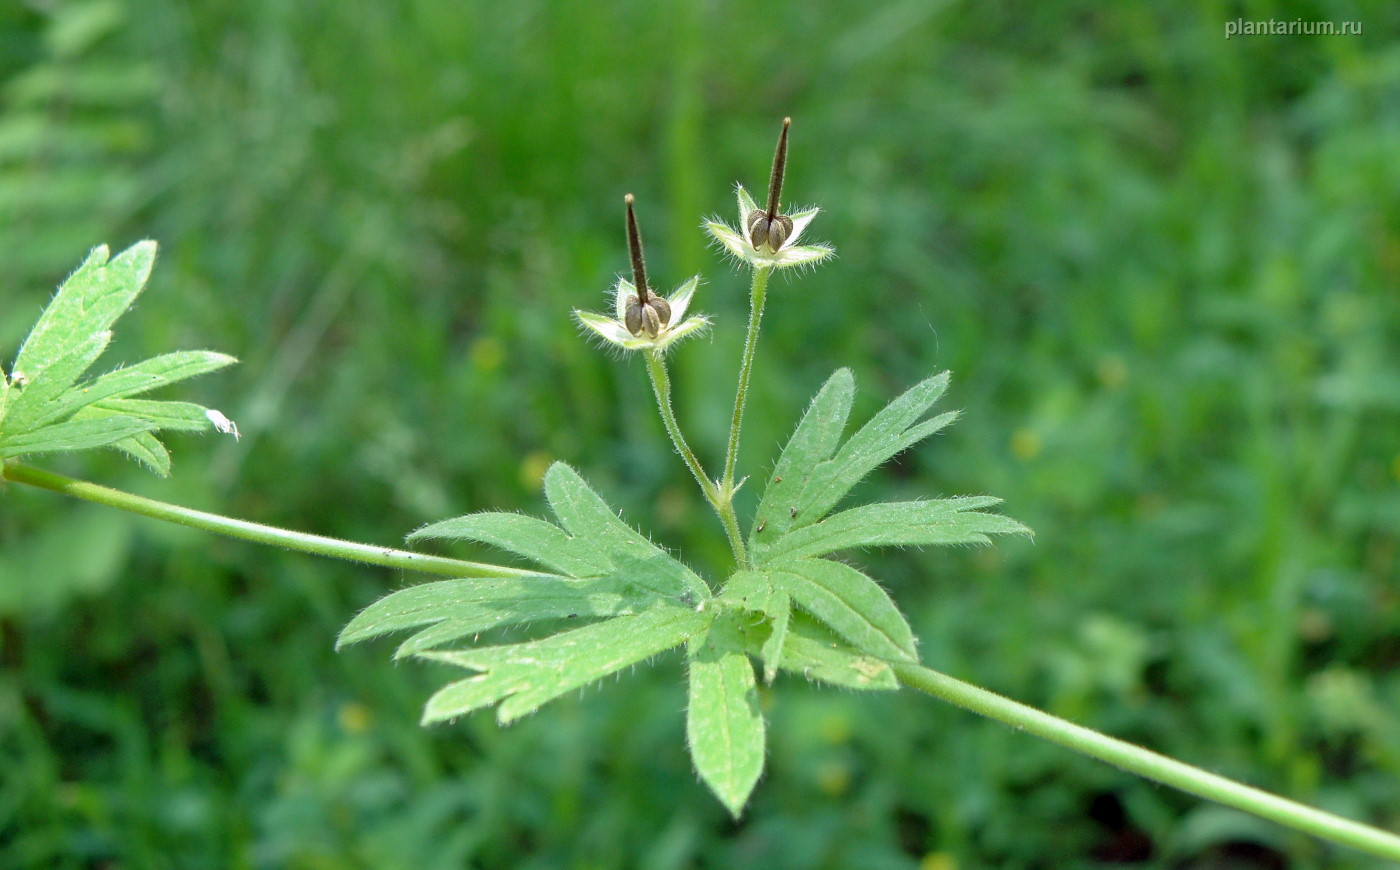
[84,244,112,267]
[125,239,159,260]
[542,460,577,485]
[719,792,751,819]
[113,239,159,287]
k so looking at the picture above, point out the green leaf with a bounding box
[14,242,154,381]
[761,597,791,684]
[10,245,110,378]
[718,569,778,612]
[774,616,900,691]
[750,368,854,561]
[409,511,609,577]
[418,603,711,724]
[686,614,765,817]
[0,415,156,458]
[77,349,237,401]
[408,473,711,603]
[62,399,225,475]
[336,574,646,656]
[770,558,917,662]
[0,366,10,428]
[718,570,790,683]
[91,398,219,431]
[1,243,234,473]
[110,430,171,476]
[795,372,957,526]
[762,498,1032,562]
[1,328,111,433]
[543,462,709,599]
[17,351,236,431]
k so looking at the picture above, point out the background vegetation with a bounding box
[2,1,1398,866]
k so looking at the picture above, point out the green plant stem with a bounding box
[1,462,530,579]
[892,661,1400,861]
[644,352,747,564]
[722,266,771,501]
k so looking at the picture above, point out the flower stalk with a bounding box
[721,264,771,525]
[643,352,746,564]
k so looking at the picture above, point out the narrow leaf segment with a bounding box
[687,613,766,816]
[420,603,711,724]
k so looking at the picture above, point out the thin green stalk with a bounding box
[892,661,1400,861]
[2,462,530,579]
[644,351,747,564]
[722,266,771,499]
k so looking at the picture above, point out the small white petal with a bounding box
[705,221,749,259]
[786,207,820,247]
[735,184,760,226]
[576,309,634,346]
[667,276,700,322]
[613,278,636,320]
[773,244,834,268]
[206,408,240,440]
[651,315,711,352]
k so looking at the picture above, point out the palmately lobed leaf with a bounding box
[418,603,712,724]
[1,242,237,472]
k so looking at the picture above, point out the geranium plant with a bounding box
[2,120,1397,859]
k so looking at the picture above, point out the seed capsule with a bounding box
[746,210,794,252]
[624,294,671,338]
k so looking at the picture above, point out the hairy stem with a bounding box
[644,351,746,564]
[2,462,530,578]
[722,266,771,503]
[893,661,1400,861]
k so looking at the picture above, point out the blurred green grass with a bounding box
[2,0,1399,866]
